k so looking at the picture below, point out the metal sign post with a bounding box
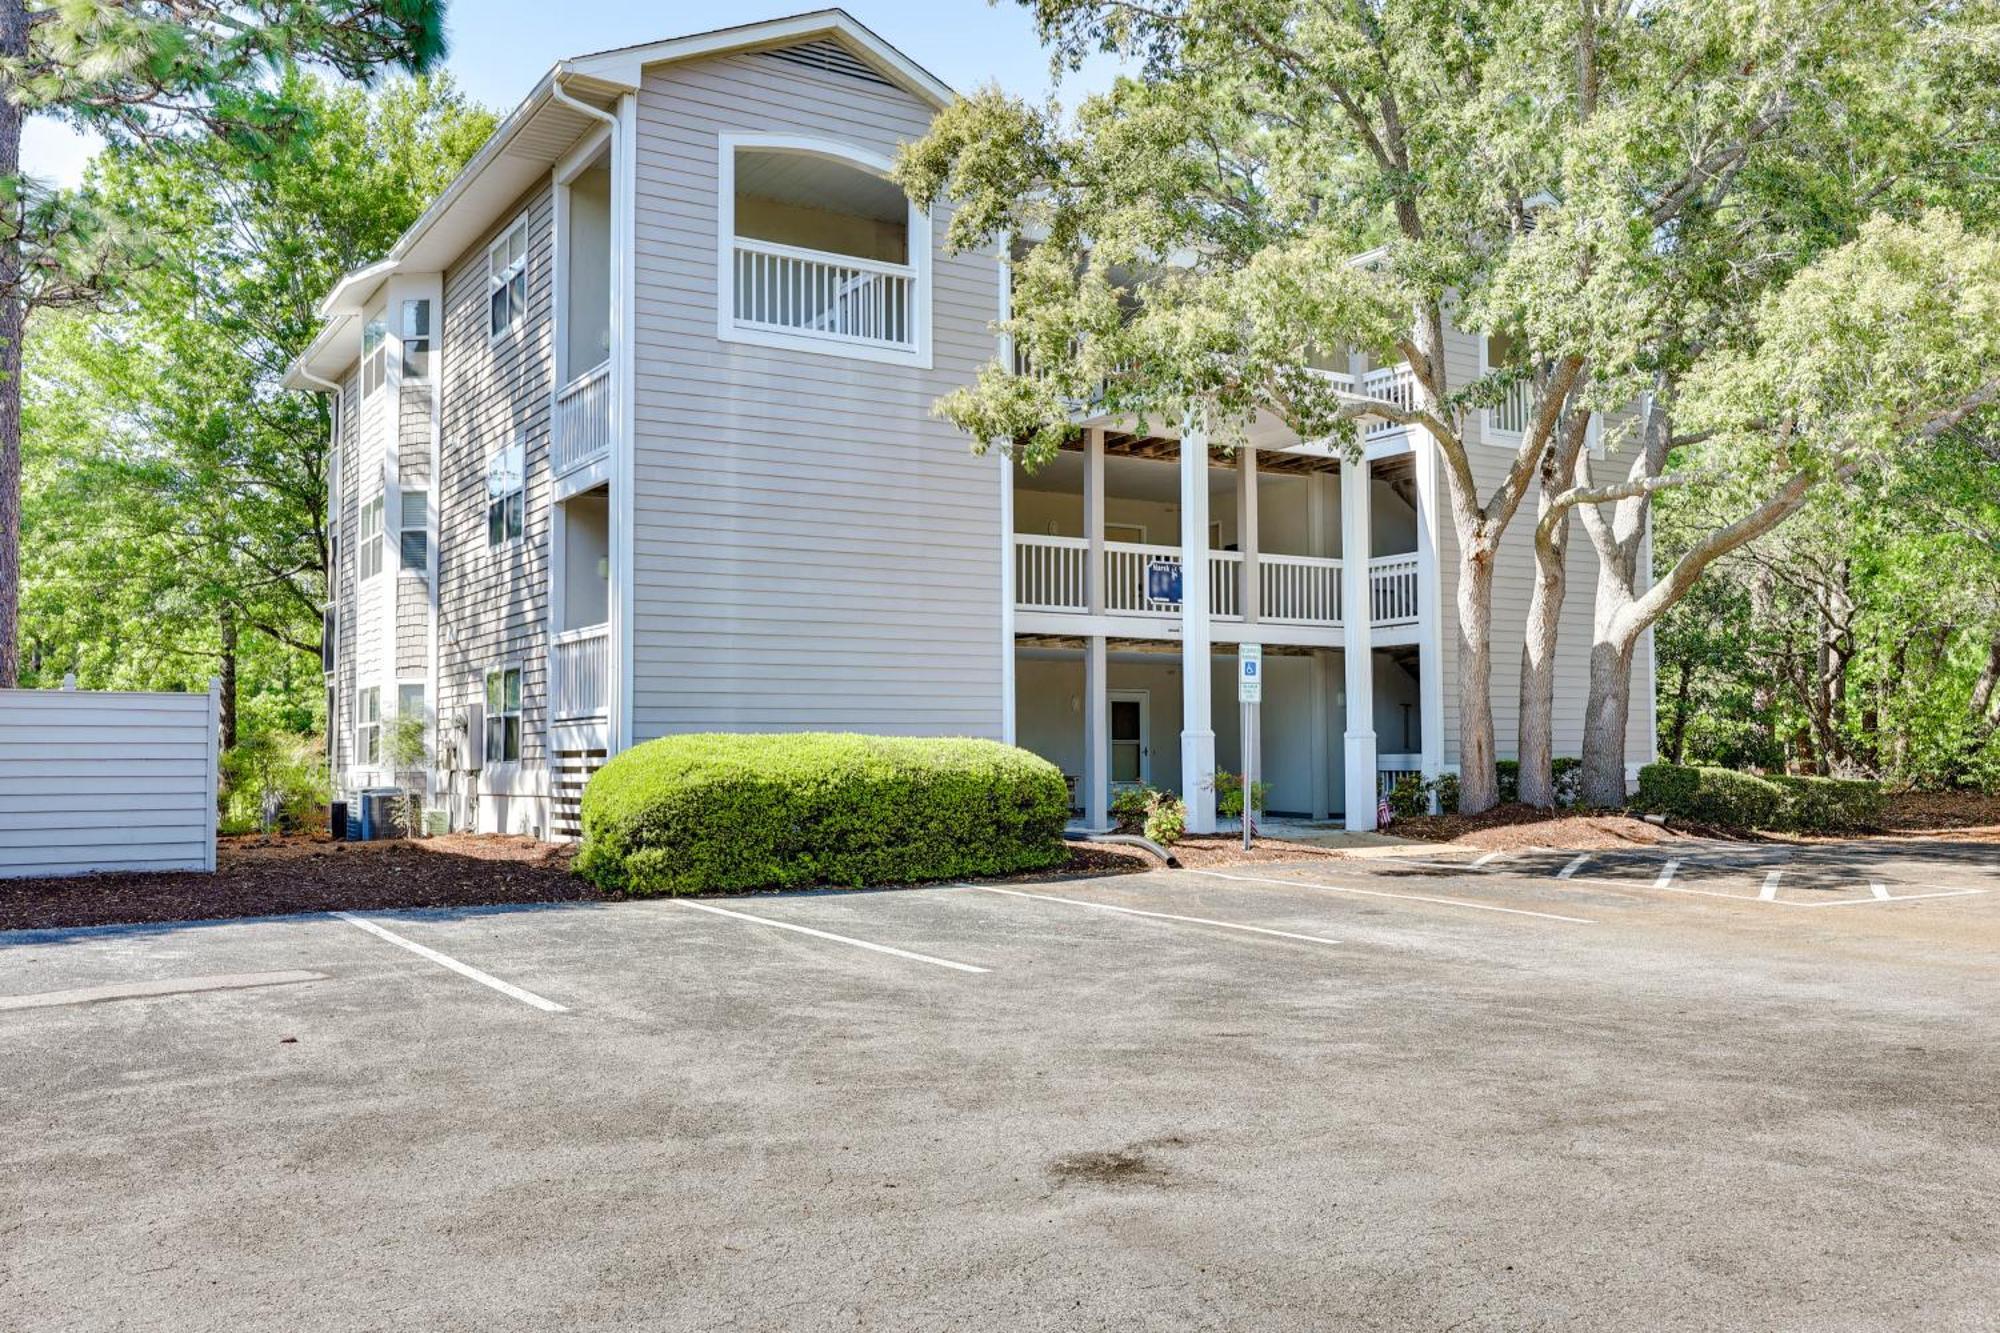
[1237,644,1262,849]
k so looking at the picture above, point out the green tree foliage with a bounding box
[0,0,450,687]
[18,73,492,747]
[897,0,1999,814]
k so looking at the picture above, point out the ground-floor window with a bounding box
[484,666,521,765]
[356,686,381,766]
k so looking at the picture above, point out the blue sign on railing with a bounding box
[1146,559,1182,605]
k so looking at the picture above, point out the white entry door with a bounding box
[1109,690,1151,787]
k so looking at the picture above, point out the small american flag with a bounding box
[1377,795,1394,825]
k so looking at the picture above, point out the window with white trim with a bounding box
[358,494,384,580]
[356,686,382,766]
[485,441,524,547]
[402,299,432,379]
[361,315,388,397]
[398,487,428,573]
[488,220,528,339]
[484,667,521,764]
[396,681,426,721]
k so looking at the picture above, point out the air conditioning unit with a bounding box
[358,787,406,840]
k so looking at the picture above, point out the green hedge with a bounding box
[574,733,1071,895]
[1767,774,1885,833]
[1635,763,1884,832]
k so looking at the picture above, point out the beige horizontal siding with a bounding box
[628,52,1005,742]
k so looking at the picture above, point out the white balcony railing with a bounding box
[731,237,916,351]
[1011,537,1424,630]
[550,624,611,721]
[1016,534,1088,611]
[1377,753,1424,798]
[1361,364,1420,438]
[1260,553,1343,625]
[552,360,613,476]
[1369,555,1421,626]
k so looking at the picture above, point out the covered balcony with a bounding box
[1011,435,1422,636]
[721,140,926,362]
[553,146,616,479]
[549,489,611,727]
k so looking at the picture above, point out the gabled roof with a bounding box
[284,10,952,389]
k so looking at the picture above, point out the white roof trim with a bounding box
[563,9,953,108]
[317,258,398,319]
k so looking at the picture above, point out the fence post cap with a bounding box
[61,672,76,690]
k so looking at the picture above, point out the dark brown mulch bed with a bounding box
[1387,803,1691,850]
[1874,790,2000,835]
[0,834,1154,933]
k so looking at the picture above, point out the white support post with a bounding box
[1084,427,1106,615]
[1414,436,1445,790]
[1238,446,1259,623]
[998,449,1017,745]
[1084,634,1109,832]
[1341,456,1378,830]
[1180,419,1217,834]
[1309,649,1332,820]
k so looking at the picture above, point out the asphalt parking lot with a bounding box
[4,839,1997,1331]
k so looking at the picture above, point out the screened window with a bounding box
[484,667,521,764]
[486,442,524,547]
[397,682,426,720]
[399,488,428,573]
[402,299,432,379]
[361,316,388,397]
[488,220,528,339]
[358,495,384,580]
[356,687,382,766]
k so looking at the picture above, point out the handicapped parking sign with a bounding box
[1238,643,1263,703]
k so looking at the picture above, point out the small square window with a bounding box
[397,682,426,719]
[398,488,429,573]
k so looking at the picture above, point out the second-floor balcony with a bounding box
[1015,535,1418,631]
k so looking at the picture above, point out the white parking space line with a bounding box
[335,912,569,1012]
[1654,859,1681,889]
[1760,870,1784,902]
[1557,855,1591,880]
[1798,888,1989,908]
[669,900,990,974]
[1188,869,1595,925]
[967,885,1342,947]
[1871,881,1891,900]
[1472,851,1509,867]
[0,970,326,1013]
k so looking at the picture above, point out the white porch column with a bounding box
[1341,456,1378,830]
[1310,649,1332,820]
[1083,633,1109,831]
[1084,427,1106,615]
[1180,420,1217,833]
[1237,446,1260,623]
[1413,436,1444,786]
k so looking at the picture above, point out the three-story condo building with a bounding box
[288,10,1656,841]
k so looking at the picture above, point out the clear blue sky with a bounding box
[24,1,1119,188]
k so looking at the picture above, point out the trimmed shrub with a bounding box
[1495,760,1519,804]
[1768,775,1885,833]
[1635,763,1783,829]
[1110,784,1157,834]
[1551,756,1583,807]
[576,733,1070,894]
[1214,771,1270,820]
[1386,773,1430,820]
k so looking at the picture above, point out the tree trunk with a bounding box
[1580,628,1637,807]
[218,607,239,750]
[0,0,26,689]
[1517,506,1568,807]
[1457,550,1500,812]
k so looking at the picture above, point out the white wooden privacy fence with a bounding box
[0,684,219,878]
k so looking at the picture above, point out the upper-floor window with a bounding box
[402,299,432,380]
[358,494,384,580]
[397,681,426,723]
[486,441,524,547]
[718,135,931,368]
[361,316,388,397]
[399,488,429,573]
[489,219,528,340]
